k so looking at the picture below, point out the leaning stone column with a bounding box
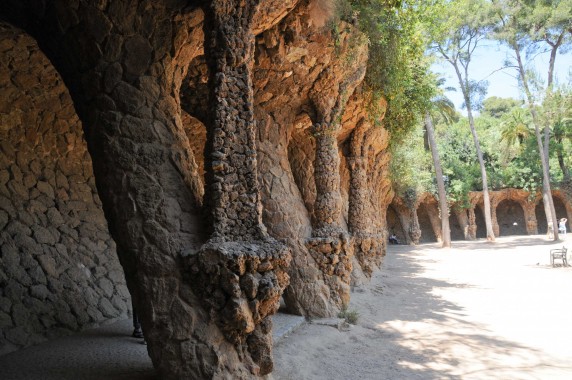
[467,206,477,240]
[523,201,538,235]
[491,202,500,237]
[454,208,470,240]
[306,121,353,310]
[348,156,369,235]
[187,1,291,376]
[408,208,422,244]
[348,155,377,276]
[347,119,384,277]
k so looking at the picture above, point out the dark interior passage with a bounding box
[449,213,465,241]
[475,205,487,239]
[535,203,547,234]
[417,204,437,243]
[496,200,527,236]
[0,24,129,355]
[387,205,406,243]
[554,197,569,233]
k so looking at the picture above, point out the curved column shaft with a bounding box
[348,156,369,234]
[311,122,344,236]
[206,0,265,241]
[189,1,291,376]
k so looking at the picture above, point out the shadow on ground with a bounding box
[338,236,570,380]
[0,319,157,380]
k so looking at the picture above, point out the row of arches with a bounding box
[388,192,571,244]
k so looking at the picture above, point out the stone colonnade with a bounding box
[390,188,572,243]
[0,0,393,378]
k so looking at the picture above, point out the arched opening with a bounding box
[475,205,487,239]
[0,23,130,354]
[417,204,437,243]
[535,203,547,234]
[449,213,465,241]
[288,125,317,217]
[496,199,527,236]
[553,196,569,233]
[386,205,406,243]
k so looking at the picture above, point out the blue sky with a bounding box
[432,40,572,113]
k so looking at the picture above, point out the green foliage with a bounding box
[338,306,360,324]
[389,125,435,200]
[482,96,524,119]
[344,0,439,140]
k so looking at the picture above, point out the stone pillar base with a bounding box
[353,233,385,278]
[306,231,353,310]
[186,239,290,375]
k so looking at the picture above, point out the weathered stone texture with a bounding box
[249,2,377,315]
[0,0,400,378]
[0,24,129,355]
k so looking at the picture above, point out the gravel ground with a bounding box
[272,235,572,380]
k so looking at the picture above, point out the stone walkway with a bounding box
[0,313,306,379]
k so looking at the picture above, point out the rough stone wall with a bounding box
[250,1,380,316]
[0,0,395,377]
[0,24,130,355]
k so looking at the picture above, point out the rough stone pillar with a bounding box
[188,1,291,376]
[454,208,470,240]
[312,123,344,235]
[467,206,477,240]
[348,155,382,276]
[426,205,443,242]
[491,202,500,237]
[523,201,538,235]
[345,116,385,279]
[306,122,352,310]
[408,207,422,244]
[348,156,369,234]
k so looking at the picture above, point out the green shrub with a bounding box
[338,306,360,324]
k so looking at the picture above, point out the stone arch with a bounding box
[288,117,317,219]
[417,203,438,243]
[0,23,130,354]
[552,193,570,233]
[536,193,570,235]
[449,212,465,241]
[496,199,527,236]
[535,201,548,234]
[475,204,487,239]
[386,205,406,243]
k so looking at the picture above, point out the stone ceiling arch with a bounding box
[416,197,440,243]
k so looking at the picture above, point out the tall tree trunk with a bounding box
[513,45,559,240]
[425,112,451,248]
[452,64,495,241]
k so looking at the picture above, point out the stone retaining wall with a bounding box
[0,24,129,355]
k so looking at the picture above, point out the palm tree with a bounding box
[500,108,532,149]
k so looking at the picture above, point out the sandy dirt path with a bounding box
[272,235,572,380]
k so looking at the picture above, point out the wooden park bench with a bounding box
[550,246,568,267]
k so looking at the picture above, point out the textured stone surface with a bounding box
[0,24,129,355]
[0,0,400,378]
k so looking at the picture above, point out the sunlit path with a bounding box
[273,235,572,380]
